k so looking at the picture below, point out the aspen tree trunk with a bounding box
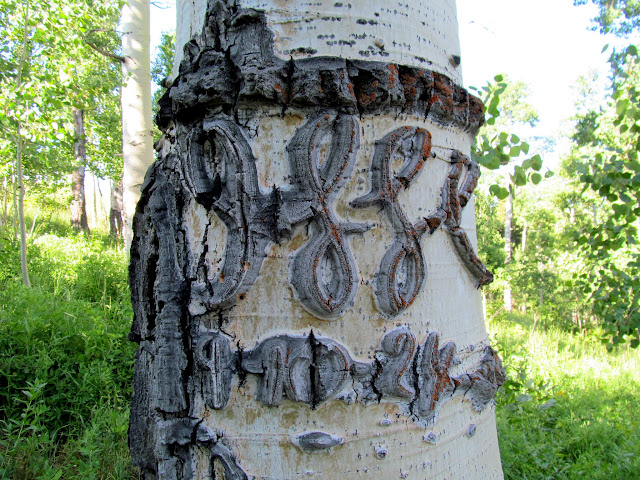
[129,1,505,478]
[71,108,90,234]
[121,0,154,252]
[16,0,30,288]
[1,177,8,227]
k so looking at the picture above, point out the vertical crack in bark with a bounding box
[309,330,319,410]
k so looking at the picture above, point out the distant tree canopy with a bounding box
[0,0,123,188]
[575,0,640,36]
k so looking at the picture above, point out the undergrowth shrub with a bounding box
[491,314,640,480]
[0,233,136,478]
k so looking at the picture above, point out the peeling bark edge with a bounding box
[157,1,484,134]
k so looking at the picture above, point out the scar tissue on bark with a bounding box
[292,431,345,453]
[156,3,485,133]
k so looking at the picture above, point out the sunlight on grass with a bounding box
[491,313,640,480]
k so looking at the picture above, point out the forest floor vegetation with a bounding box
[0,225,638,479]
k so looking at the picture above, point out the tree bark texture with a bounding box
[129,1,504,478]
[71,108,90,234]
[121,0,154,252]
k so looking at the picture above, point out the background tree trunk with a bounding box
[129,1,504,478]
[121,0,153,252]
[109,179,123,242]
[71,107,90,234]
[16,0,30,288]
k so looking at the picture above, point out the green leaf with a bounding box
[530,154,543,171]
[489,184,510,200]
[531,172,542,184]
[617,98,630,115]
[627,45,638,57]
[513,166,527,186]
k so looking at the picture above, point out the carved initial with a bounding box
[441,151,493,287]
[183,118,272,311]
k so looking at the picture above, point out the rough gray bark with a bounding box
[129,1,502,478]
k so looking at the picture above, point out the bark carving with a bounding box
[188,327,505,419]
[184,119,273,312]
[129,1,501,478]
[286,112,369,319]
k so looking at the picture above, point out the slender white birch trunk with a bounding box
[121,0,154,252]
[129,1,504,478]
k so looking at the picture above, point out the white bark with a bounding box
[121,0,154,252]
[139,1,503,478]
[174,0,463,83]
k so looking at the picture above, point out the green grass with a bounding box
[0,228,638,478]
[0,232,138,479]
[492,313,640,480]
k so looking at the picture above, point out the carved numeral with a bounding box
[241,333,354,408]
[287,112,370,319]
[413,332,459,422]
[441,151,493,287]
[375,327,417,399]
[183,118,273,310]
[351,127,446,317]
[195,331,234,409]
[200,327,504,424]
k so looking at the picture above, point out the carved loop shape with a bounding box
[351,126,441,317]
[441,151,493,287]
[183,118,272,310]
[287,112,369,319]
[241,333,353,408]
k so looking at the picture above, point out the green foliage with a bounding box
[151,30,175,147]
[575,0,640,36]
[476,190,507,272]
[471,75,552,199]
[492,314,640,479]
[0,224,137,478]
[567,45,640,347]
[151,31,175,88]
[0,0,123,183]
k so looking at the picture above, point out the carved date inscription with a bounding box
[193,327,505,423]
[183,113,492,320]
